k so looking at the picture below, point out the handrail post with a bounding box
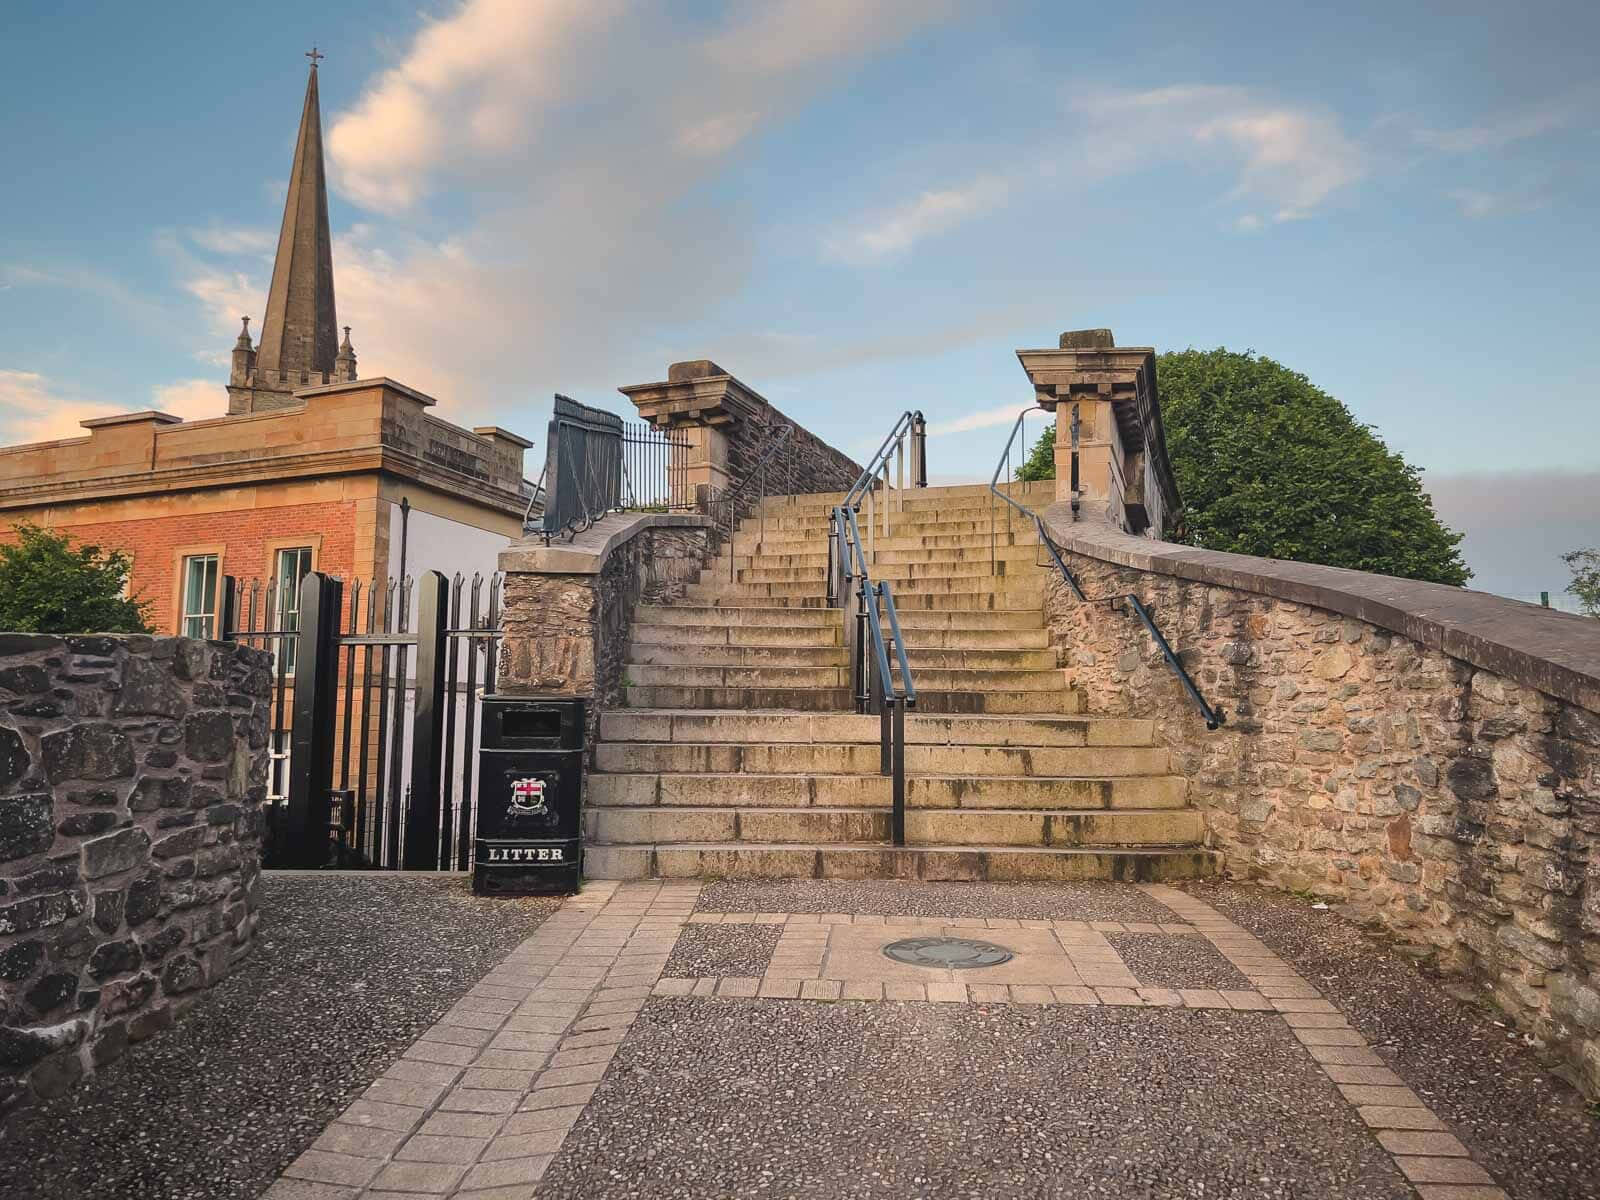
[891,698,906,847]
[881,461,890,540]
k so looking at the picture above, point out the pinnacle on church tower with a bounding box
[228,50,341,414]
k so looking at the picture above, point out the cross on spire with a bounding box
[305,46,324,68]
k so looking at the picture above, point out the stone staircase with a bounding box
[585,481,1211,880]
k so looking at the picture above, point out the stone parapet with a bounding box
[0,635,273,1120]
[498,513,714,745]
[619,361,861,515]
[1035,509,1600,1096]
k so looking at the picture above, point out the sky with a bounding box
[1,0,1596,603]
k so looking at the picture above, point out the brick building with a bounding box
[0,60,531,636]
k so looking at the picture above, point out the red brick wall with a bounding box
[2,502,358,635]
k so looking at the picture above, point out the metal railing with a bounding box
[538,394,624,541]
[987,409,1224,731]
[843,410,927,564]
[714,421,794,582]
[827,415,926,846]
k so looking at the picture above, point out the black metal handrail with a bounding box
[717,421,795,581]
[986,410,1224,731]
[830,501,916,845]
[844,409,927,510]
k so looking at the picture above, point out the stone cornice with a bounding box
[618,373,770,429]
[0,443,526,518]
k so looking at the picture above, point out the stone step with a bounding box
[632,622,1047,650]
[757,480,1056,510]
[584,843,1215,882]
[621,685,1085,713]
[627,641,1056,671]
[599,710,1156,748]
[755,486,1054,519]
[886,609,1045,631]
[593,741,1171,777]
[628,622,845,648]
[731,559,1039,585]
[746,515,1040,537]
[680,584,1044,607]
[731,543,1045,569]
[587,772,1184,810]
[686,576,1046,599]
[634,604,841,628]
[626,642,848,668]
[584,806,1203,847]
[623,663,1073,693]
[731,530,1039,554]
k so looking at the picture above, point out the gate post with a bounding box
[284,572,342,868]
[404,570,450,870]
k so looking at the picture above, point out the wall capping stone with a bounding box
[498,512,713,576]
[1039,504,1600,716]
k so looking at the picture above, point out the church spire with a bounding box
[254,53,338,391]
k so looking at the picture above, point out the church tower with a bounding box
[228,51,355,415]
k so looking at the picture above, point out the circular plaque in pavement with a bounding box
[882,936,1014,970]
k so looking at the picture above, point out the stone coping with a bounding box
[499,511,713,575]
[1039,503,1600,714]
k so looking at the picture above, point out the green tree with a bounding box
[1015,348,1471,586]
[1016,426,1055,483]
[1564,548,1600,616]
[0,522,151,634]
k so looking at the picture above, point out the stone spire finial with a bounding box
[334,325,358,382]
[255,58,339,391]
[235,316,253,349]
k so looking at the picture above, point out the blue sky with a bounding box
[2,0,1596,600]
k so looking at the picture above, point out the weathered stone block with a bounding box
[183,712,234,763]
[0,795,54,863]
[40,725,134,782]
[81,828,152,880]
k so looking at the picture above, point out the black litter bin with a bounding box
[474,695,586,895]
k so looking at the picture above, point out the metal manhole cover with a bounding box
[882,936,1014,969]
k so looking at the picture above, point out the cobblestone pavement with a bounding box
[264,878,1597,1199]
[0,873,560,1200]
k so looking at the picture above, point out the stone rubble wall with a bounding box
[0,635,272,1119]
[499,521,712,750]
[721,412,861,521]
[1036,515,1600,1097]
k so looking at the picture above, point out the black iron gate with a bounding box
[224,568,502,870]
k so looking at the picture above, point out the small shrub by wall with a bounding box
[0,634,272,1118]
[1039,511,1600,1097]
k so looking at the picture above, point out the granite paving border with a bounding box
[262,880,700,1200]
[1142,884,1510,1200]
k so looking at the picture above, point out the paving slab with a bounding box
[696,878,1178,922]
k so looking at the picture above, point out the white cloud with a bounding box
[151,378,227,420]
[180,268,262,339]
[1447,186,1548,219]
[822,82,1364,270]
[825,175,1010,263]
[1069,85,1366,223]
[0,371,223,445]
[188,226,275,256]
[927,401,1035,437]
[275,0,965,423]
[1417,91,1591,154]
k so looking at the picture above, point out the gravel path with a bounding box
[698,879,1176,923]
[540,996,1408,1199]
[663,923,783,978]
[1185,880,1600,1200]
[0,873,560,1200]
[1108,931,1249,989]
